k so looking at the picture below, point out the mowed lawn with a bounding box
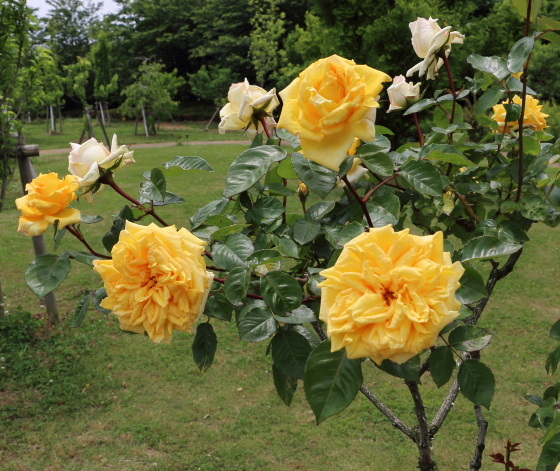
[0,141,559,470]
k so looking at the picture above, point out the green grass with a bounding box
[0,143,559,470]
[22,118,248,151]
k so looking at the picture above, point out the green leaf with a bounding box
[92,287,110,314]
[272,235,299,258]
[272,330,312,378]
[546,346,560,374]
[338,156,355,178]
[293,219,321,245]
[261,271,303,315]
[422,145,474,166]
[507,35,535,73]
[429,346,455,388]
[25,253,71,299]
[537,432,560,471]
[72,291,92,328]
[224,146,286,197]
[304,340,362,424]
[276,128,300,148]
[304,202,335,221]
[80,215,104,224]
[224,267,252,306]
[274,305,317,324]
[376,355,421,382]
[272,364,298,406]
[375,125,394,135]
[292,152,337,199]
[277,157,299,179]
[523,136,542,156]
[476,88,505,114]
[511,0,543,22]
[467,54,510,80]
[525,395,545,407]
[246,249,283,267]
[211,224,251,241]
[448,325,493,352]
[359,151,394,177]
[399,160,443,197]
[225,233,254,260]
[456,265,488,304]
[150,168,167,201]
[238,306,277,342]
[69,251,104,266]
[204,294,233,322]
[264,183,295,197]
[138,181,164,202]
[457,360,495,408]
[190,198,229,229]
[246,196,285,225]
[521,197,549,221]
[551,319,560,341]
[149,191,185,206]
[504,103,522,123]
[53,227,67,251]
[461,236,522,261]
[192,323,217,373]
[162,156,214,172]
[336,222,365,246]
[212,243,246,271]
[403,98,437,115]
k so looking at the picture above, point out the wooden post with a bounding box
[78,129,85,144]
[141,106,149,137]
[98,110,110,146]
[134,113,139,135]
[85,107,94,138]
[205,107,220,132]
[46,106,49,134]
[58,104,63,133]
[98,101,106,127]
[16,135,59,325]
[50,105,56,134]
[105,101,111,125]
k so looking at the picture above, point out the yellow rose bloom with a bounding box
[319,225,464,364]
[15,172,81,237]
[93,222,214,343]
[278,55,391,171]
[491,95,549,134]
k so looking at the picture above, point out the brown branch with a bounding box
[66,225,111,259]
[406,380,438,470]
[363,175,398,203]
[430,378,460,436]
[470,405,488,471]
[342,175,374,228]
[455,191,481,223]
[413,113,424,146]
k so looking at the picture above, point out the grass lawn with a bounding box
[22,118,248,151]
[0,142,559,470]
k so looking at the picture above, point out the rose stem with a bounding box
[282,178,287,224]
[66,225,111,259]
[259,118,271,139]
[341,175,374,228]
[362,174,398,203]
[440,52,457,123]
[106,177,170,227]
[516,0,532,203]
[455,191,481,223]
[412,113,424,146]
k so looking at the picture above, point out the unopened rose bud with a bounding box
[387,76,421,113]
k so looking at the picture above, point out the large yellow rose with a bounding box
[93,222,214,343]
[319,225,464,364]
[15,172,81,237]
[491,95,549,134]
[278,55,391,171]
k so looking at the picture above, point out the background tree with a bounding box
[92,32,118,126]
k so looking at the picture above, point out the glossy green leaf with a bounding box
[467,54,510,80]
[429,346,455,388]
[403,98,437,115]
[276,128,300,148]
[272,235,299,258]
[150,168,167,201]
[204,293,233,322]
[212,243,246,271]
[69,251,104,266]
[376,354,421,382]
[304,340,362,424]
[551,319,560,341]
[225,233,254,260]
[476,87,505,114]
[277,157,299,179]
[190,198,229,229]
[458,360,495,408]
[293,219,321,245]
[272,330,312,378]
[511,0,543,22]
[264,183,295,197]
[375,125,394,135]
[224,146,287,197]
[274,305,317,324]
[224,267,252,306]
[523,136,542,156]
[247,249,283,267]
[192,323,217,372]
[336,221,365,246]
[456,265,488,304]
[461,236,522,261]
[92,287,110,314]
[80,215,104,224]
[507,35,535,73]
[504,103,522,123]
[338,155,355,178]
[448,325,493,352]
[261,271,303,315]
[521,197,549,221]
[272,364,298,406]
[162,156,214,172]
[546,346,560,374]
[399,160,443,197]
[359,152,394,177]
[148,191,185,206]
[72,291,91,328]
[305,201,335,221]
[25,253,71,299]
[238,306,277,342]
[423,145,474,166]
[246,196,285,224]
[292,152,337,199]
[211,224,250,241]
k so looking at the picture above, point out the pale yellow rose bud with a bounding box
[297,181,308,196]
[387,75,421,112]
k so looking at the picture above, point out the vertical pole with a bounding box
[16,136,58,325]
[134,113,139,135]
[58,104,63,133]
[0,278,4,317]
[46,106,49,134]
[105,101,111,125]
[99,101,106,127]
[85,107,94,138]
[141,106,149,137]
[50,105,55,134]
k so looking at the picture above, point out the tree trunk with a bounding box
[50,105,56,134]
[141,106,149,137]
[98,101,106,127]
[85,107,94,138]
[27,112,31,124]
[46,106,49,134]
[0,278,4,317]
[105,101,111,124]
[98,111,110,146]
[134,114,139,135]
[58,104,63,133]
[78,129,85,145]
[206,107,220,132]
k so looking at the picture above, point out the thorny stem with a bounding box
[66,225,111,259]
[413,113,424,146]
[342,175,374,228]
[516,0,533,203]
[363,175,398,203]
[470,405,489,471]
[259,118,271,139]
[282,178,288,224]
[105,177,170,227]
[440,53,457,123]
[455,191,481,223]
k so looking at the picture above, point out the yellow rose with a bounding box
[15,173,81,237]
[491,95,549,134]
[319,225,464,364]
[278,55,391,171]
[297,181,308,196]
[93,221,214,343]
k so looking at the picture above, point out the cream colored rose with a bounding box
[406,17,464,80]
[219,79,279,137]
[387,75,421,112]
[68,134,135,202]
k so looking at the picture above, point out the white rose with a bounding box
[406,17,464,80]
[387,76,421,112]
[68,134,135,202]
[219,79,279,136]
